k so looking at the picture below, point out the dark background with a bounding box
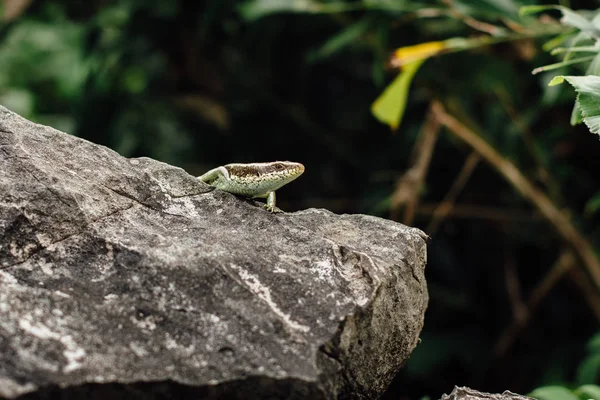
[1,0,599,398]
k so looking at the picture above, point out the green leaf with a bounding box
[549,76,566,86]
[549,75,600,134]
[565,76,600,126]
[520,5,600,39]
[558,9,598,38]
[590,10,600,37]
[542,32,572,52]
[576,334,600,386]
[370,59,424,130]
[581,115,600,133]
[584,193,600,216]
[529,386,580,400]
[577,353,600,385]
[307,19,370,63]
[570,101,584,126]
[588,332,600,350]
[586,53,600,76]
[576,384,600,400]
[238,0,423,21]
[520,5,555,16]
[371,24,388,87]
[557,31,596,64]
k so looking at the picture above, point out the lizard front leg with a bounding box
[264,191,283,213]
[198,166,230,185]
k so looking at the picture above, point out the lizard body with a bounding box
[198,161,305,212]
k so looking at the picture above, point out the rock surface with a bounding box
[0,106,428,399]
[440,387,534,400]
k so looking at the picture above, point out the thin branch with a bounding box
[494,250,576,356]
[2,0,32,22]
[431,100,600,291]
[390,104,440,224]
[426,152,480,236]
[504,253,528,323]
[442,0,504,35]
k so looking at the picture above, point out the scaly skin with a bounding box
[198,161,305,212]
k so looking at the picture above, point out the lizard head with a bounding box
[259,161,305,189]
[266,161,305,177]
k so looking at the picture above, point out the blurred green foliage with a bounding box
[1,0,600,398]
[527,333,600,399]
[530,384,600,400]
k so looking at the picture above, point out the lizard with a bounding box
[198,161,305,213]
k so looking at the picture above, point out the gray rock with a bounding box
[440,387,534,400]
[0,106,428,399]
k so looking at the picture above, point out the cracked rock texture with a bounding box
[0,105,428,399]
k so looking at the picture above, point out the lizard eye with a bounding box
[274,163,284,170]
